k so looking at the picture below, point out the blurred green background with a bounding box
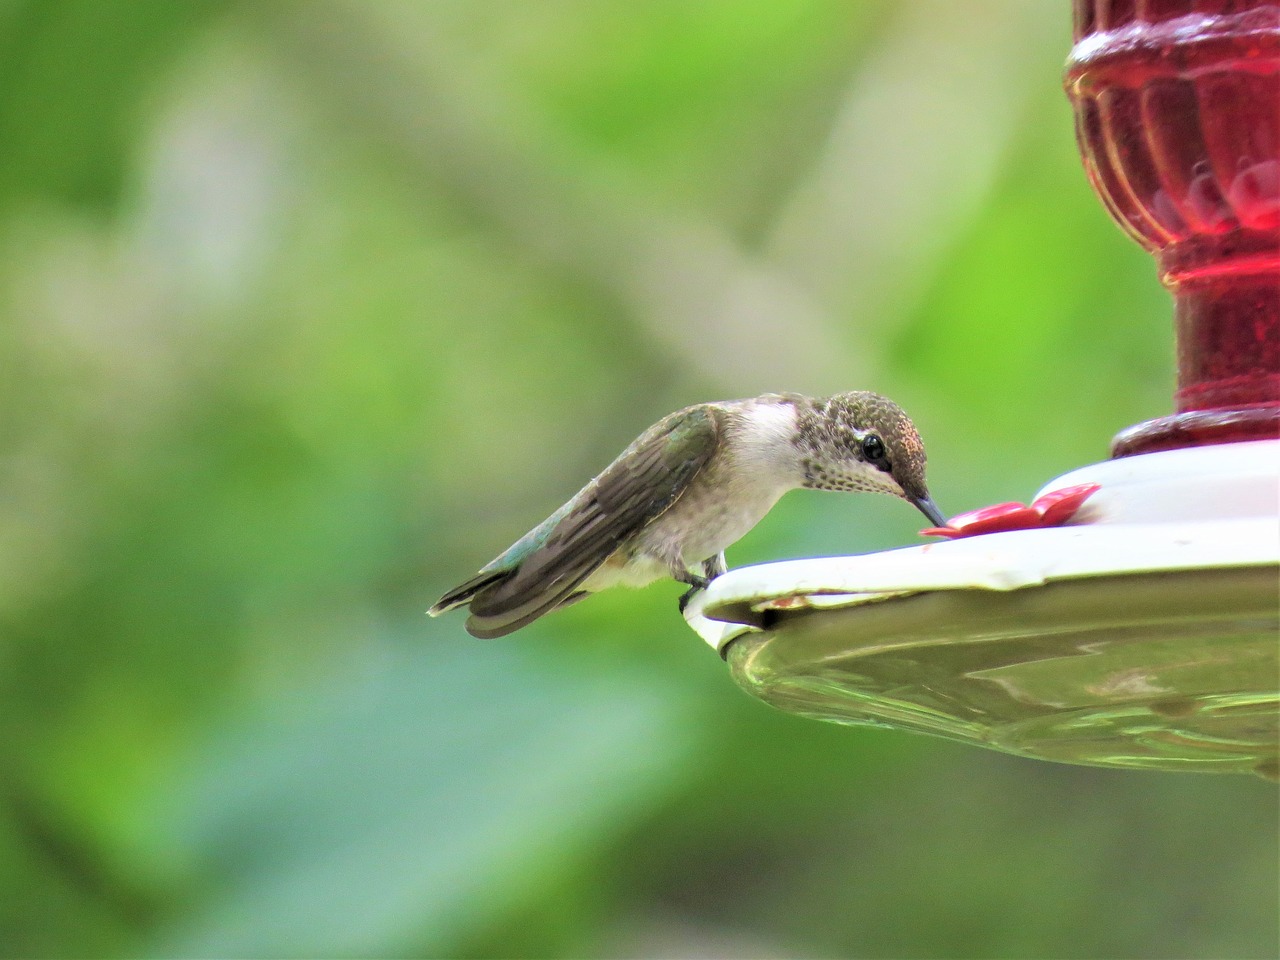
[0,1,1275,957]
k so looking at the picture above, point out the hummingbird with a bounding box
[429,391,946,638]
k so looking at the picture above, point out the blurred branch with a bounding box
[259,0,850,395]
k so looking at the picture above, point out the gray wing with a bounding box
[463,404,721,637]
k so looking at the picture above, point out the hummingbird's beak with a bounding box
[911,493,948,528]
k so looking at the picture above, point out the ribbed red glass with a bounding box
[1065,0,1280,456]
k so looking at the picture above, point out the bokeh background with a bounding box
[1,1,1276,957]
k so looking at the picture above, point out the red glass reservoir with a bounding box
[1065,0,1280,456]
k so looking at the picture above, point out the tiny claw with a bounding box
[678,586,699,614]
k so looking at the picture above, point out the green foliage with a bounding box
[0,1,1274,958]
[0,0,228,211]
[149,641,699,957]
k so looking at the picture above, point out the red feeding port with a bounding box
[921,483,1102,539]
[1065,0,1280,456]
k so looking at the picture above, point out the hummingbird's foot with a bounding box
[675,571,711,615]
[677,585,701,614]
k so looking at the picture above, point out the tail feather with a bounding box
[432,558,601,638]
[464,594,571,638]
[428,570,508,617]
[464,586,590,639]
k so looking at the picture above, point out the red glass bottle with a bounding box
[1065,0,1280,456]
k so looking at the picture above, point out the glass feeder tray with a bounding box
[684,440,1280,778]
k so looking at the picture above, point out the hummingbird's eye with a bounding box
[862,434,886,462]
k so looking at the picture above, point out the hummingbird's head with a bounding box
[795,391,946,527]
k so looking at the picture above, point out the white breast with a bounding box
[634,400,803,571]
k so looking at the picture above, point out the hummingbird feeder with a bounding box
[685,0,1280,778]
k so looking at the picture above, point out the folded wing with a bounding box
[462,405,721,637]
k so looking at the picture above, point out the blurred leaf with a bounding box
[148,635,700,957]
